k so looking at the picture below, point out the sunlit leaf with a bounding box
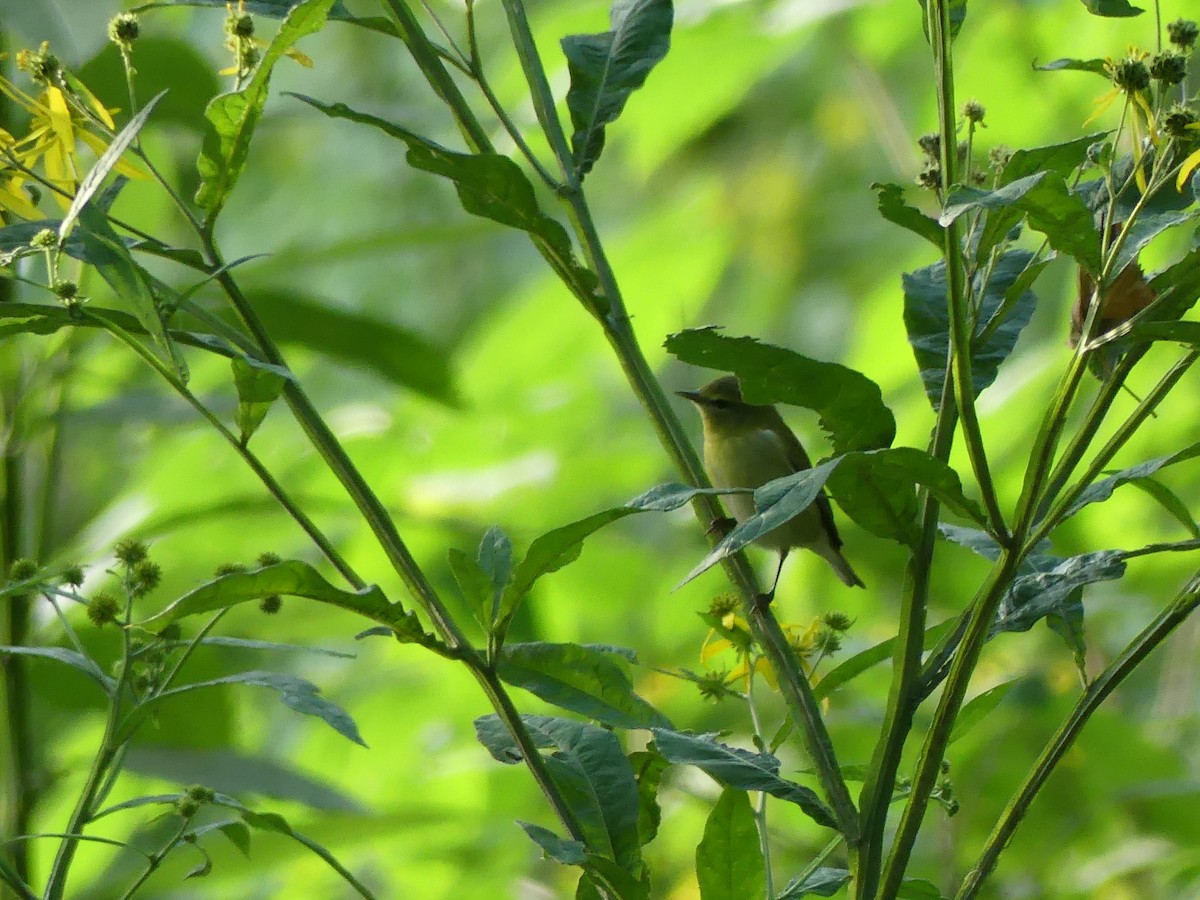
[560,0,674,177]
[695,788,764,900]
[1033,58,1108,76]
[196,0,336,222]
[1081,0,1144,17]
[873,182,944,249]
[949,680,1019,743]
[0,646,113,692]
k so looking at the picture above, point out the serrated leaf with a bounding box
[873,182,943,249]
[665,327,896,454]
[695,788,764,900]
[497,642,670,729]
[903,249,1038,409]
[231,356,289,443]
[59,92,166,241]
[196,0,336,222]
[651,729,836,829]
[949,680,1019,743]
[777,867,852,898]
[144,560,394,625]
[118,670,366,746]
[475,715,643,872]
[942,171,1101,271]
[560,0,673,177]
[992,550,1125,637]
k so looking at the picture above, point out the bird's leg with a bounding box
[754,551,788,612]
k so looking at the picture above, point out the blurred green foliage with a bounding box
[2,0,1200,897]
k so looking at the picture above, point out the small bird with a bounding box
[678,375,864,598]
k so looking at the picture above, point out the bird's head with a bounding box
[677,375,767,430]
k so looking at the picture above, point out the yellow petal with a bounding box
[1177,147,1200,192]
[1083,87,1120,127]
[286,47,314,68]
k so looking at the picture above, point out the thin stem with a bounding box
[877,550,1022,897]
[746,661,774,899]
[114,816,192,900]
[956,570,1200,899]
[84,311,363,589]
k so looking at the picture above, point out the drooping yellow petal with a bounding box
[1083,87,1121,127]
[1177,147,1200,192]
[285,47,314,67]
[45,87,76,151]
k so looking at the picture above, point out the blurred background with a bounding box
[2,0,1199,896]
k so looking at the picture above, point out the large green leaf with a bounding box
[497,642,669,729]
[560,0,674,177]
[999,133,1109,184]
[992,550,1125,637]
[942,171,1101,272]
[903,249,1038,409]
[195,0,336,222]
[1081,0,1144,17]
[777,868,853,898]
[873,182,944,249]
[144,560,395,625]
[665,328,896,454]
[475,715,644,874]
[651,729,836,829]
[695,788,764,900]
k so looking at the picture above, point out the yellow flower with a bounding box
[0,47,144,219]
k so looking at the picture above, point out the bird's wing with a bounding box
[767,409,845,551]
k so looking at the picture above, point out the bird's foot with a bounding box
[752,591,775,614]
[707,516,736,538]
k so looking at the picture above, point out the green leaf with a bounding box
[118,670,366,746]
[179,636,354,658]
[898,878,946,899]
[651,729,836,829]
[246,289,461,406]
[942,171,1101,272]
[665,327,896,454]
[1127,477,1200,538]
[949,680,1019,743]
[873,182,944,249]
[813,619,956,701]
[1033,58,1108,76]
[992,550,1126,637]
[218,822,252,856]
[448,547,494,630]
[777,867,852,898]
[0,646,113,692]
[630,748,669,846]
[144,560,395,625]
[680,448,985,584]
[695,788,764,900]
[520,822,588,865]
[917,0,967,40]
[1142,247,1200,326]
[475,715,644,872]
[497,642,670,729]
[195,0,336,222]
[77,206,186,379]
[501,508,634,621]
[289,94,590,294]
[230,356,288,443]
[1081,0,1144,17]
[560,0,674,177]
[1059,443,1200,521]
[59,92,166,241]
[1000,134,1109,186]
[903,249,1038,409]
[478,525,514,621]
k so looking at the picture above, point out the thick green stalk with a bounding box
[855,375,957,899]
[955,571,1200,898]
[877,551,1021,896]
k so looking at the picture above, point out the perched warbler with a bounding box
[678,375,865,596]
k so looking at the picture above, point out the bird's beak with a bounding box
[676,390,705,405]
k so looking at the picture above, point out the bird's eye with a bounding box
[709,399,729,409]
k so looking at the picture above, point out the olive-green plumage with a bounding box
[678,375,864,590]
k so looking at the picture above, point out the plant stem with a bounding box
[114,816,192,900]
[746,662,774,899]
[955,570,1200,899]
[855,376,957,899]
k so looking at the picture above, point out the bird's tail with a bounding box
[820,546,865,589]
